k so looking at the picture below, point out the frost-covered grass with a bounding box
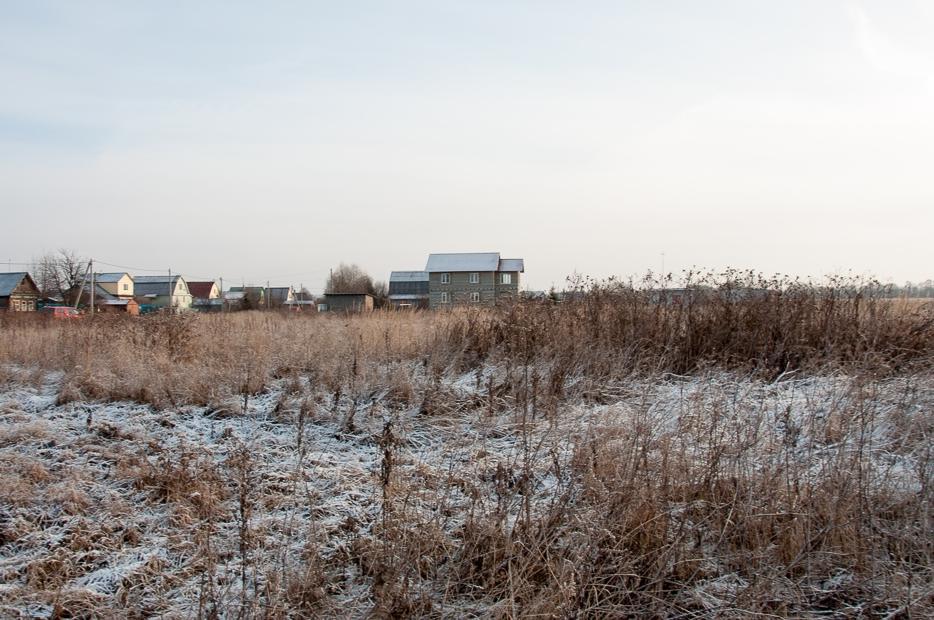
[0,287,931,616]
[0,364,931,618]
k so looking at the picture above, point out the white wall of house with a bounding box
[98,274,134,298]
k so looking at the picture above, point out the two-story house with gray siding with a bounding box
[425,252,524,309]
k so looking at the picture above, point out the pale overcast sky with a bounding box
[1,1,932,291]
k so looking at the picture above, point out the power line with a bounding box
[93,260,168,273]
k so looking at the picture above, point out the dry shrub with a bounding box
[128,446,226,522]
[0,272,928,408]
[0,272,931,618]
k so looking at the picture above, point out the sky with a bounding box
[1,0,932,292]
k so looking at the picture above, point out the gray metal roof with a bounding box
[267,287,293,302]
[134,275,182,284]
[89,284,117,300]
[425,253,500,273]
[133,275,187,297]
[390,271,429,282]
[0,272,30,297]
[94,272,129,283]
[498,258,525,273]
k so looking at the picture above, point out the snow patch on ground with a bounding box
[0,367,930,616]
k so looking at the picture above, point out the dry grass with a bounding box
[0,274,931,617]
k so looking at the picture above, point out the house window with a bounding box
[122,283,129,291]
[501,273,512,285]
[470,292,480,303]
[441,273,450,284]
[469,272,479,284]
[440,292,450,304]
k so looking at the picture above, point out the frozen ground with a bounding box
[0,366,930,617]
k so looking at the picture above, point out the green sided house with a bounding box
[425,252,524,309]
[133,275,193,311]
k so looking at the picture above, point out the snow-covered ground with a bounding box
[0,366,930,617]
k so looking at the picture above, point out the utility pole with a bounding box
[266,280,270,310]
[219,277,224,312]
[168,268,172,313]
[89,259,95,316]
[75,263,90,311]
[660,252,666,288]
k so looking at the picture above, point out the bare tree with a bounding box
[325,263,375,295]
[35,249,88,299]
[371,279,388,307]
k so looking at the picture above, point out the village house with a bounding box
[93,272,134,298]
[133,275,193,311]
[222,290,246,311]
[188,281,222,311]
[0,272,40,312]
[425,252,524,309]
[65,282,140,316]
[267,286,295,309]
[388,271,429,309]
[229,286,265,309]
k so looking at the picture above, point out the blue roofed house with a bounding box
[0,272,40,312]
[94,272,135,299]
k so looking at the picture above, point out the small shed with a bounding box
[101,298,140,316]
[321,293,374,313]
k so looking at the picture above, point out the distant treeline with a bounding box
[886,281,934,298]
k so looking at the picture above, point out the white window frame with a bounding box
[441,273,450,284]
[440,291,450,304]
[470,292,480,303]
[501,273,512,285]
[469,272,479,284]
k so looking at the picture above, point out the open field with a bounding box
[1,282,932,617]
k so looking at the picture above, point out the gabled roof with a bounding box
[425,253,501,273]
[90,284,118,301]
[229,286,264,294]
[498,258,525,273]
[94,272,130,283]
[267,287,293,303]
[390,271,429,282]
[134,275,183,284]
[67,282,117,302]
[132,275,188,297]
[187,281,218,299]
[0,272,36,297]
